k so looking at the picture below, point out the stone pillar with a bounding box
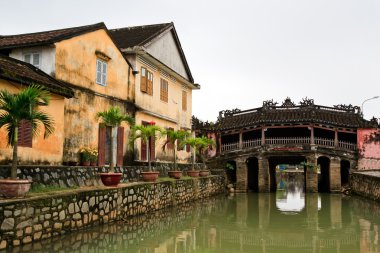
[329,157,341,193]
[235,158,247,192]
[306,155,318,193]
[239,131,243,150]
[258,157,270,192]
[305,193,319,229]
[330,194,342,229]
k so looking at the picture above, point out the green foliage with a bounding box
[96,106,134,127]
[162,129,189,151]
[182,136,215,170]
[226,163,235,170]
[0,84,55,179]
[300,162,319,172]
[28,184,77,195]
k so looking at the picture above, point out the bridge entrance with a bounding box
[247,157,259,192]
[268,156,307,192]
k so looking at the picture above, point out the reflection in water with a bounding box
[276,172,305,213]
[6,175,380,253]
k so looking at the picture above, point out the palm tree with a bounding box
[183,136,214,171]
[96,106,134,172]
[162,129,189,171]
[129,124,163,172]
[0,85,54,179]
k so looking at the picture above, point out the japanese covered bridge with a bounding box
[194,98,380,193]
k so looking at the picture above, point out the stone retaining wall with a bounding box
[350,171,380,201]
[0,176,225,250]
[0,163,206,188]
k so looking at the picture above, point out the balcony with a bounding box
[221,137,357,153]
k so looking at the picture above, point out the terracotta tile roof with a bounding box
[109,23,172,48]
[0,55,73,98]
[217,99,377,131]
[0,23,106,50]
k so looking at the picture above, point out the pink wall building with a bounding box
[358,128,380,170]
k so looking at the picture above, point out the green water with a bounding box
[9,176,380,253]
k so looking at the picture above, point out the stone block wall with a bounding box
[350,172,380,201]
[0,163,206,188]
[0,176,225,249]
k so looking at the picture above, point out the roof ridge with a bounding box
[110,22,172,32]
[0,22,105,38]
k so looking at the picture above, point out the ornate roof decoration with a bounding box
[333,104,361,114]
[262,99,278,110]
[216,97,377,131]
[281,97,296,107]
[299,97,314,106]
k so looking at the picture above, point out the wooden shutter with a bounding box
[98,124,106,166]
[182,91,187,111]
[96,60,102,84]
[186,143,190,152]
[140,67,147,92]
[101,61,107,86]
[141,140,147,161]
[177,139,181,151]
[150,136,155,161]
[116,127,124,166]
[147,71,153,95]
[160,79,168,102]
[18,120,32,148]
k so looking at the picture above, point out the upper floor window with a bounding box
[96,59,107,86]
[160,78,168,102]
[24,53,40,68]
[182,90,187,111]
[140,67,153,95]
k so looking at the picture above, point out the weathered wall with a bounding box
[10,46,56,76]
[0,176,225,249]
[0,80,66,165]
[357,128,380,170]
[351,171,380,201]
[53,29,135,163]
[0,163,208,188]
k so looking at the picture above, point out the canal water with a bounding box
[8,174,380,253]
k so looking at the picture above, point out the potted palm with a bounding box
[0,85,54,197]
[129,122,162,182]
[196,136,215,177]
[162,129,189,179]
[183,136,214,177]
[96,106,134,186]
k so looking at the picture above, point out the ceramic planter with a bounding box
[99,173,122,186]
[168,171,182,179]
[199,170,210,177]
[82,161,91,166]
[141,171,160,182]
[0,179,32,198]
[187,170,200,177]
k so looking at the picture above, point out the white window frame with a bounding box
[96,59,107,86]
[23,52,41,69]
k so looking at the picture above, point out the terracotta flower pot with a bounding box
[0,179,32,198]
[199,170,210,177]
[187,170,200,177]
[141,171,160,182]
[90,161,97,166]
[99,173,122,186]
[82,161,91,166]
[168,171,182,179]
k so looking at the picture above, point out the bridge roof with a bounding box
[216,98,378,131]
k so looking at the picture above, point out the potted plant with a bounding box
[0,85,54,197]
[89,148,98,166]
[129,122,163,182]
[162,129,189,179]
[197,136,215,177]
[96,106,134,186]
[183,136,214,177]
[79,147,93,166]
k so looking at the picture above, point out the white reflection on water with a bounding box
[276,174,305,213]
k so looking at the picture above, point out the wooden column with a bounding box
[310,126,315,145]
[334,129,338,147]
[218,134,222,155]
[261,127,266,145]
[239,130,243,150]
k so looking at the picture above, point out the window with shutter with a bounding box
[23,53,40,68]
[182,91,187,111]
[140,67,147,92]
[18,120,32,148]
[160,79,168,102]
[96,59,107,86]
[147,71,153,95]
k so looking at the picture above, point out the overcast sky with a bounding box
[1,0,379,121]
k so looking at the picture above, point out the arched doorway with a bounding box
[341,160,350,186]
[318,156,330,192]
[247,157,259,192]
[225,161,237,184]
[268,156,306,192]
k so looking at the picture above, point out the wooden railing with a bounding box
[221,137,357,152]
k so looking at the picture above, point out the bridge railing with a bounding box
[221,137,357,153]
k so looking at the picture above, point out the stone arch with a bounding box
[247,157,259,192]
[318,156,331,192]
[340,159,350,186]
